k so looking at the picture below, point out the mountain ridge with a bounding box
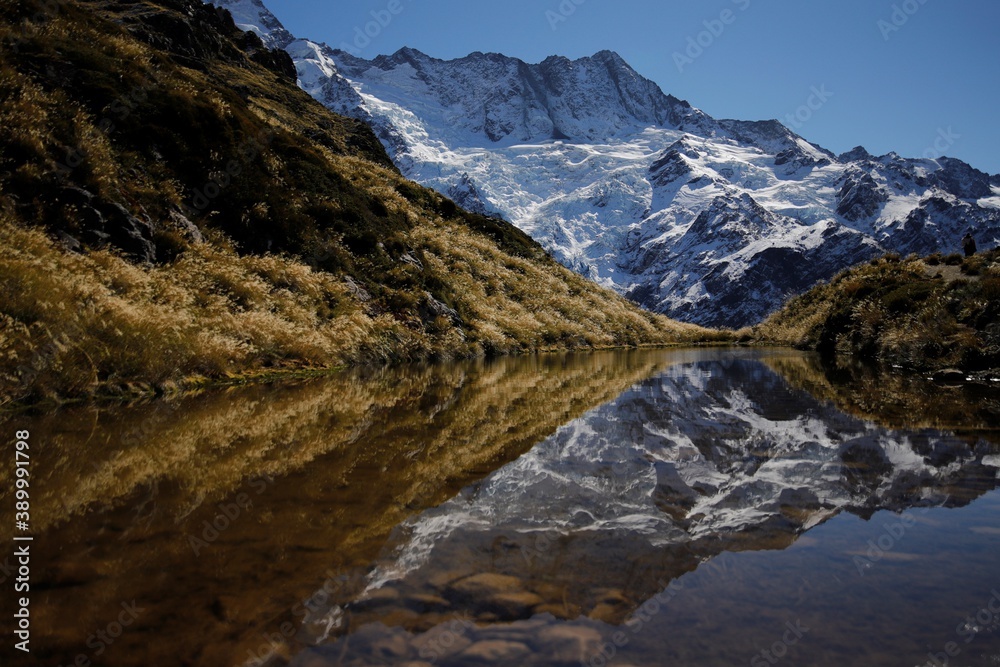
[208,0,1000,328]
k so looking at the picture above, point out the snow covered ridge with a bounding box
[208,0,294,49]
[206,0,1000,328]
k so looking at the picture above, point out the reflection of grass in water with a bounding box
[0,350,676,536]
[765,353,1000,442]
[0,350,677,667]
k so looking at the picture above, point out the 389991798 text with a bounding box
[13,429,32,654]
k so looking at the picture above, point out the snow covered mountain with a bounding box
[208,0,294,49]
[207,0,1000,328]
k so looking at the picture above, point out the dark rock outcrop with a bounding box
[837,172,888,222]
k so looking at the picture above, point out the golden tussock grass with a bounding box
[0,214,424,404]
[0,209,712,405]
[753,251,1000,372]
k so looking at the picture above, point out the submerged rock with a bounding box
[535,625,603,665]
[448,573,525,600]
[483,591,544,620]
[456,639,532,664]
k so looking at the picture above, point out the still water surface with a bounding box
[1,348,999,666]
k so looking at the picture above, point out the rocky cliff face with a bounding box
[207,0,295,49]
[207,0,1000,328]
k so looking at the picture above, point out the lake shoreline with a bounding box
[1,341,741,412]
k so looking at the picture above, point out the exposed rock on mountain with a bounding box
[207,0,1000,328]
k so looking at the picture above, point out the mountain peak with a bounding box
[594,49,621,57]
[392,45,429,60]
[591,49,626,64]
[838,146,872,162]
[373,45,432,68]
[209,0,294,49]
[537,50,629,70]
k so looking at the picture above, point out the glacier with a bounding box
[207,0,1000,328]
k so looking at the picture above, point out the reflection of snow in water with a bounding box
[364,358,976,593]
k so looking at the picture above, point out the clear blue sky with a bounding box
[272,0,1000,174]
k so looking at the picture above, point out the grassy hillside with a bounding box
[754,250,1000,373]
[0,0,712,405]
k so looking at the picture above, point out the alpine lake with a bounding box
[2,347,1000,667]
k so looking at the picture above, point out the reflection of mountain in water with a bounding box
[4,349,997,667]
[307,352,999,664]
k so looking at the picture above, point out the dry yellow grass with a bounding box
[753,252,1000,372]
[0,214,415,403]
[0,208,712,404]
[413,219,707,354]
